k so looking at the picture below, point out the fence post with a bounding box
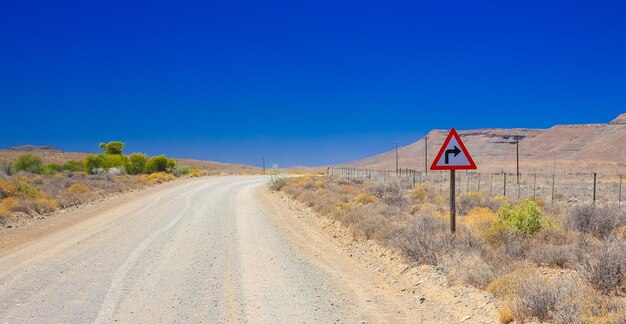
[552,173,554,205]
[593,172,597,204]
[503,173,507,197]
[440,172,443,195]
[617,175,622,207]
[517,173,521,200]
[533,173,536,199]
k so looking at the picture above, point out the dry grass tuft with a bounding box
[66,183,90,194]
[188,168,205,177]
[463,206,497,235]
[354,192,376,205]
[498,305,514,324]
[142,172,175,185]
[409,183,429,201]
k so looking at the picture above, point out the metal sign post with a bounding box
[430,128,477,233]
[449,169,456,232]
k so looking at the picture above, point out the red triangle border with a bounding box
[429,128,477,170]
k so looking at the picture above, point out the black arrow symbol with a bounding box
[444,146,461,164]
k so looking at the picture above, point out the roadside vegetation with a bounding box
[0,141,207,226]
[279,175,626,323]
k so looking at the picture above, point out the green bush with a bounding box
[145,155,175,173]
[174,166,191,176]
[99,141,125,155]
[62,160,83,172]
[126,153,148,175]
[41,164,62,175]
[17,182,39,198]
[84,155,104,174]
[101,154,127,170]
[12,154,43,174]
[494,200,544,235]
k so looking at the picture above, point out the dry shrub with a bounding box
[450,253,497,288]
[528,243,580,268]
[0,197,17,218]
[34,198,58,213]
[527,228,581,268]
[566,203,625,239]
[0,178,17,198]
[510,274,582,322]
[66,183,90,194]
[395,213,482,267]
[458,191,505,215]
[463,206,497,235]
[578,238,626,295]
[370,180,405,206]
[344,204,407,242]
[484,226,527,258]
[188,168,205,177]
[497,270,626,323]
[17,182,40,198]
[354,192,376,205]
[142,172,175,185]
[409,183,428,201]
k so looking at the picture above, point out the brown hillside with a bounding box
[342,114,626,173]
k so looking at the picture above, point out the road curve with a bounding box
[0,176,418,323]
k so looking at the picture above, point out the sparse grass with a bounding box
[280,175,626,322]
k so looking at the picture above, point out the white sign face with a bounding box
[430,128,477,170]
[434,136,470,167]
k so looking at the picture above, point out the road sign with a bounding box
[430,128,477,170]
[428,128,477,233]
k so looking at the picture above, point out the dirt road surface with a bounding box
[0,176,426,323]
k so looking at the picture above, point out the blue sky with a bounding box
[1,0,624,167]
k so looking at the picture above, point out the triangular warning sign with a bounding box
[430,128,477,170]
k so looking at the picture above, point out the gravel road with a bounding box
[0,176,419,323]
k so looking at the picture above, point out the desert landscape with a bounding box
[2,1,625,323]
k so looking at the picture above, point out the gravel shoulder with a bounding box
[262,190,498,323]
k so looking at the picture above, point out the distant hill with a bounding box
[341,113,626,174]
[6,145,63,153]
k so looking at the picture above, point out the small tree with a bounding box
[12,154,43,174]
[126,153,148,175]
[99,141,125,155]
[145,155,170,173]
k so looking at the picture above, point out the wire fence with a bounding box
[327,167,624,207]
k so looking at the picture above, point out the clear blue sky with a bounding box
[1,1,624,167]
